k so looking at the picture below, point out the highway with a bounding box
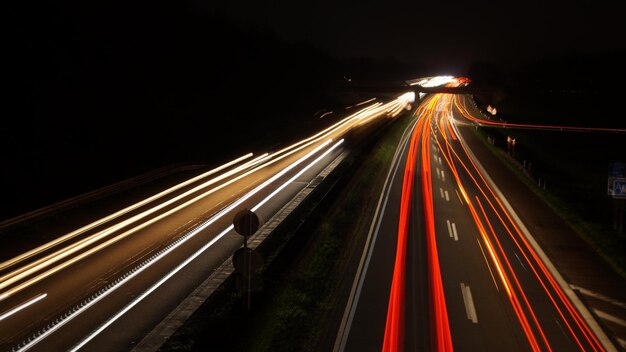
[0,92,415,351]
[336,86,618,351]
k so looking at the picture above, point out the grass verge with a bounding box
[472,126,626,280]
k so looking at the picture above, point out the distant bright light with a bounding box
[399,91,415,104]
[409,76,455,87]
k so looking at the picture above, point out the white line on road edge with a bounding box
[460,283,478,323]
[452,119,618,352]
[333,117,419,352]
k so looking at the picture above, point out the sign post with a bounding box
[232,208,263,309]
[608,162,626,235]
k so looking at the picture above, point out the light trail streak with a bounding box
[0,153,255,273]
[6,91,414,349]
[430,92,607,351]
[381,97,433,351]
[0,152,272,300]
[421,112,453,351]
[1,94,413,302]
[0,294,46,322]
[383,96,454,351]
[452,95,626,133]
[382,113,422,352]
[68,139,346,352]
[435,97,550,349]
[475,238,499,291]
[474,196,550,351]
[355,97,377,106]
[0,138,333,301]
[19,138,342,352]
[448,95,605,351]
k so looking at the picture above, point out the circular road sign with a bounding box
[233,209,260,237]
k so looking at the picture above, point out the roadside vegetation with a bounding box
[472,96,626,280]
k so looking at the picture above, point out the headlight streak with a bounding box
[68,139,345,352]
[0,293,46,322]
[8,91,414,346]
[1,98,403,301]
[16,138,339,352]
[432,93,606,351]
[0,152,272,300]
[0,135,333,301]
[0,153,255,273]
[6,92,411,349]
[408,76,456,88]
[355,97,377,106]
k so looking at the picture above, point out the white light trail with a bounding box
[69,139,344,352]
[0,293,47,321]
[17,139,338,352]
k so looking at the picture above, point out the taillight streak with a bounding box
[421,113,453,351]
[382,114,423,352]
[433,93,605,351]
[452,95,626,133]
[450,102,605,351]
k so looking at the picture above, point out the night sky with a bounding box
[208,0,626,73]
[4,0,626,220]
